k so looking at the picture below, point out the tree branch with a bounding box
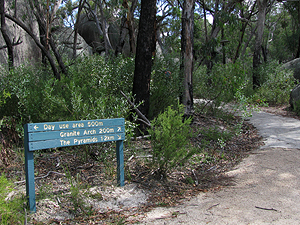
[120,91,151,127]
[0,37,22,50]
[5,13,61,80]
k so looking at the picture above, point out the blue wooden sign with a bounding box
[24,118,125,213]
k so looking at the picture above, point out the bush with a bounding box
[149,56,182,119]
[147,104,194,178]
[0,56,138,162]
[0,55,135,137]
[292,99,300,116]
[252,61,296,105]
[43,56,134,121]
[193,61,250,108]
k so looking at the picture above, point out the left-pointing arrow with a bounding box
[34,125,39,130]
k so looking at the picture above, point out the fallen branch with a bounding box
[14,171,66,184]
[120,91,151,127]
[76,162,94,170]
[127,155,135,162]
[255,206,279,212]
[207,203,220,210]
[155,211,187,220]
[130,134,151,140]
[192,169,199,186]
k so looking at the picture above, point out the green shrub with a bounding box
[200,126,232,143]
[0,64,50,124]
[193,61,250,109]
[64,169,92,216]
[148,104,194,178]
[0,90,11,107]
[0,55,135,136]
[252,61,296,105]
[42,55,135,122]
[292,99,300,116]
[0,174,25,224]
[149,56,182,119]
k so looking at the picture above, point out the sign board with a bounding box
[24,118,125,213]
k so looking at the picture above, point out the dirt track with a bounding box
[141,110,300,224]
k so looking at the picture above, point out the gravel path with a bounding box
[141,110,300,224]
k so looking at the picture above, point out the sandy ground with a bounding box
[140,110,300,224]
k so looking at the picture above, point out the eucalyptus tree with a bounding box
[29,0,67,76]
[155,0,182,57]
[3,0,66,79]
[0,0,13,69]
[63,0,136,56]
[233,0,257,63]
[0,0,36,68]
[195,0,244,69]
[132,0,156,127]
[283,0,300,58]
[73,0,85,59]
[84,0,114,57]
[260,2,286,61]
[181,0,195,117]
[267,4,295,62]
[253,0,268,88]
[115,0,138,56]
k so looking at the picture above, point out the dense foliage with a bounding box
[252,61,297,105]
[0,56,134,135]
[194,60,251,108]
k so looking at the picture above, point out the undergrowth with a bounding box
[0,53,294,224]
[251,61,296,105]
[0,174,25,224]
[148,103,196,178]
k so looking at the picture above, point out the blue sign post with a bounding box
[24,118,125,213]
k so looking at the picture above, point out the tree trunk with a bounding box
[73,0,85,59]
[35,1,67,75]
[234,21,248,63]
[241,24,257,59]
[295,0,300,58]
[180,0,195,117]
[116,0,137,55]
[115,15,128,56]
[203,4,208,42]
[132,0,156,127]
[261,45,267,62]
[33,9,67,75]
[253,0,267,88]
[127,0,137,55]
[49,37,67,75]
[38,23,48,66]
[233,2,256,63]
[0,0,13,69]
[98,0,113,57]
[221,28,225,64]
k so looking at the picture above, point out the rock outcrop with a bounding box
[290,84,300,109]
[282,58,300,81]
[0,0,41,67]
[0,1,91,69]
